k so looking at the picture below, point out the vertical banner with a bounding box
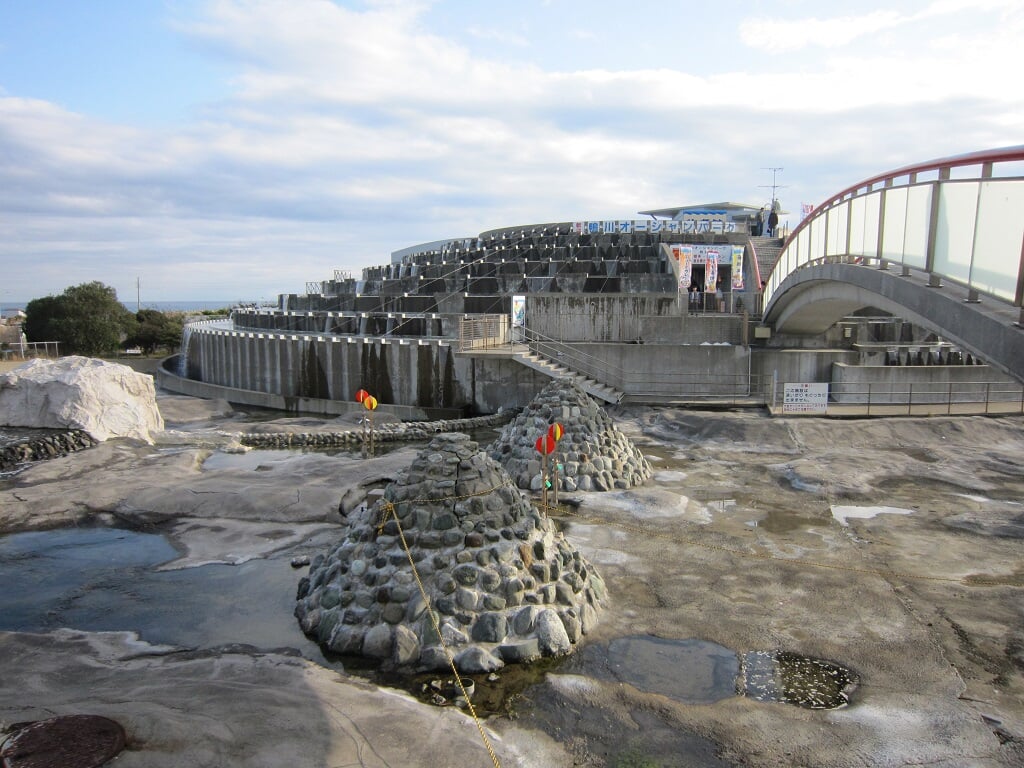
[511,295,526,327]
[731,246,745,290]
[511,295,526,342]
[705,252,719,292]
[680,246,693,292]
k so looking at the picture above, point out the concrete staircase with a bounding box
[512,349,624,404]
[749,236,784,284]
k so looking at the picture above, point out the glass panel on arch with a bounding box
[932,181,978,285]
[881,187,909,264]
[848,196,866,256]
[970,179,1024,301]
[861,191,881,259]
[903,184,932,269]
[826,203,847,256]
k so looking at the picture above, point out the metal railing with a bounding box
[525,324,766,401]
[457,318,766,403]
[765,146,1024,318]
[457,315,509,352]
[771,380,1024,415]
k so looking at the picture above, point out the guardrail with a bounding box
[771,380,1024,416]
[457,315,509,352]
[765,146,1024,318]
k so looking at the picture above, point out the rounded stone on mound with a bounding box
[295,432,606,673]
[487,378,652,492]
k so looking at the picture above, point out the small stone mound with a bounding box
[487,378,652,492]
[295,433,606,673]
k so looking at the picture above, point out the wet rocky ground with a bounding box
[1,394,1023,767]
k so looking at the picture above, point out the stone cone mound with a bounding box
[487,378,652,492]
[295,433,605,673]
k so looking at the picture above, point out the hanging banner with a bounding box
[731,246,745,290]
[705,252,719,292]
[680,246,693,293]
[511,295,526,328]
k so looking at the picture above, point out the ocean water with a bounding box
[122,300,244,313]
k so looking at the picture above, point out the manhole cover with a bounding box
[1,715,126,768]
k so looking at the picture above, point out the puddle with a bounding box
[745,508,824,533]
[0,526,322,658]
[561,635,857,710]
[578,635,739,703]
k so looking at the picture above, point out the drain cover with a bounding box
[1,715,126,768]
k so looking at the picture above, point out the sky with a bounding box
[1,0,1022,304]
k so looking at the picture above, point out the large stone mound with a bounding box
[0,356,164,444]
[488,378,652,492]
[295,433,605,673]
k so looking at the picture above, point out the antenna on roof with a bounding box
[759,167,787,208]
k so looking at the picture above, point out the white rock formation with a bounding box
[0,356,164,443]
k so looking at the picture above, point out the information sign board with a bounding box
[783,383,829,413]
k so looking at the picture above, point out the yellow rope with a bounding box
[377,499,503,768]
[358,477,1015,766]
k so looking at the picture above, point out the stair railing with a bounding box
[521,326,629,392]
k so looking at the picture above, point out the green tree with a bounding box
[125,309,184,354]
[24,281,135,356]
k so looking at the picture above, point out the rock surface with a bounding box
[0,628,562,768]
[295,433,606,672]
[488,378,652,492]
[0,356,164,443]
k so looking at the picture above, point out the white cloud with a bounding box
[740,10,906,53]
[740,0,1022,53]
[2,0,1023,302]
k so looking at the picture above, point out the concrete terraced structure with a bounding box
[159,152,1024,416]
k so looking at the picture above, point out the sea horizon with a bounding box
[122,300,244,313]
[3,299,278,316]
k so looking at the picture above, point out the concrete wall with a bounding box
[156,359,464,420]
[548,341,753,398]
[526,293,682,342]
[830,362,1022,404]
[751,348,859,386]
[178,326,552,415]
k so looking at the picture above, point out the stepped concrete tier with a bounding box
[294,433,606,673]
[0,357,164,444]
[487,378,653,492]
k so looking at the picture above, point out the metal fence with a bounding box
[771,380,1024,416]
